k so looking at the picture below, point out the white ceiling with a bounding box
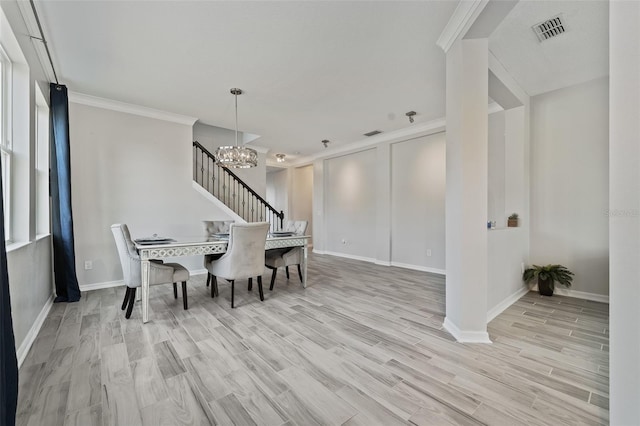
[489,0,608,97]
[35,1,459,160]
[34,0,608,161]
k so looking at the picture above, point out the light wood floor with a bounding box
[17,253,609,426]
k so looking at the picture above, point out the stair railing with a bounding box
[193,141,284,230]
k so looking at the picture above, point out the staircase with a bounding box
[193,141,284,230]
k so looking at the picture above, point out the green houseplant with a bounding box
[523,264,574,296]
[508,213,519,227]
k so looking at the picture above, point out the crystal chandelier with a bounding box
[214,88,258,168]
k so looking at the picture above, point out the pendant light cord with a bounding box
[234,91,239,147]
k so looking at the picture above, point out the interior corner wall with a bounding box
[391,133,446,272]
[70,103,233,286]
[530,77,609,296]
[193,122,267,197]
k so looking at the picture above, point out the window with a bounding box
[35,88,49,235]
[0,46,11,241]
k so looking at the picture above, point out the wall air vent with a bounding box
[532,15,566,42]
[363,130,382,137]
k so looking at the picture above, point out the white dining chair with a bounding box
[265,220,308,290]
[111,223,190,318]
[205,222,270,308]
[202,220,234,287]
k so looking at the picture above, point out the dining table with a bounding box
[135,233,310,323]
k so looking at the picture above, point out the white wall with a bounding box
[193,122,267,198]
[291,165,313,242]
[487,106,530,317]
[609,1,640,422]
[7,237,52,361]
[391,133,446,272]
[70,103,233,286]
[530,77,609,296]
[324,149,377,260]
[266,168,288,219]
[488,111,506,226]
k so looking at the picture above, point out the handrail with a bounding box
[193,141,277,213]
[193,141,284,228]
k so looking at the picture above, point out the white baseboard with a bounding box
[530,284,609,303]
[442,317,492,344]
[313,251,447,276]
[16,295,54,368]
[553,288,609,303]
[487,286,530,323]
[80,280,123,292]
[322,250,377,264]
[390,261,446,276]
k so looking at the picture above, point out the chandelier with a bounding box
[214,88,258,168]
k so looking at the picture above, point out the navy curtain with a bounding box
[0,146,18,425]
[50,83,80,303]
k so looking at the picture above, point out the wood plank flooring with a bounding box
[17,254,609,425]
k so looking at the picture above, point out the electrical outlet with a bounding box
[521,262,525,274]
[427,249,432,257]
[84,260,93,270]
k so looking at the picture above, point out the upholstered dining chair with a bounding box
[111,224,190,319]
[205,222,270,308]
[265,220,308,290]
[202,220,234,287]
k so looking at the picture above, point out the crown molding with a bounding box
[436,0,489,53]
[68,92,198,125]
[291,117,446,167]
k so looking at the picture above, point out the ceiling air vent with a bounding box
[532,15,566,42]
[363,130,382,137]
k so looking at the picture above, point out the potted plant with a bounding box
[523,264,574,296]
[508,213,519,227]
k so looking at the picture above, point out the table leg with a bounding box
[141,259,150,323]
[302,244,308,288]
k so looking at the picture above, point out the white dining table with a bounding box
[135,234,310,323]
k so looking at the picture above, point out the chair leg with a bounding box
[173,282,178,299]
[248,277,253,291]
[206,273,211,287]
[297,264,303,283]
[211,276,217,298]
[231,280,235,308]
[182,282,188,310]
[214,277,219,297]
[270,269,277,291]
[121,287,131,310]
[286,266,290,279]
[125,288,136,319]
[257,276,264,301]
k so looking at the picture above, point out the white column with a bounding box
[443,38,491,343]
[610,1,640,423]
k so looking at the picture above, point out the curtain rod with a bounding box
[28,0,59,85]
